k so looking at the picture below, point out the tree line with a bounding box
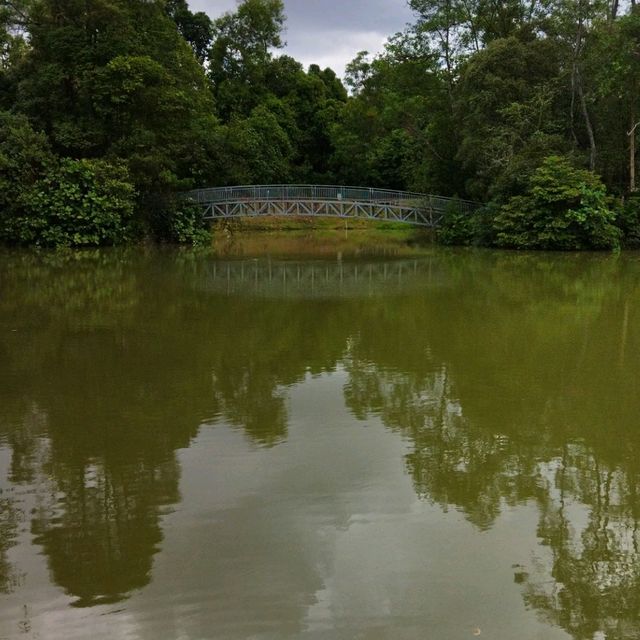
[0,0,639,249]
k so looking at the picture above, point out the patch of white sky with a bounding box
[190,0,415,79]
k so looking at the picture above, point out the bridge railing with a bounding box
[185,185,478,213]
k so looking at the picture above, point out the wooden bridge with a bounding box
[184,185,477,228]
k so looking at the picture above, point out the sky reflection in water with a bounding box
[0,242,639,639]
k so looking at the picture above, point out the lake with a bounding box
[1,236,639,639]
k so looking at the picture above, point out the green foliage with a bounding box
[0,111,52,239]
[455,37,566,201]
[204,1,348,185]
[220,103,294,184]
[0,111,52,205]
[409,0,542,56]
[493,156,620,250]
[17,0,219,193]
[4,161,136,248]
[265,58,347,182]
[615,195,640,248]
[2,0,640,248]
[208,0,285,118]
[151,198,211,247]
[437,199,478,246]
[437,200,498,246]
[166,0,214,63]
[331,30,458,194]
[0,111,136,248]
[587,12,640,193]
[0,1,28,108]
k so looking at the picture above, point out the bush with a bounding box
[493,156,620,250]
[437,199,498,247]
[0,111,53,230]
[147,195,211,246]
[0,112,137,247]
[166,200,211,246]
[615,195,640,248]
[437,198,478,246]
[4,158,136,247]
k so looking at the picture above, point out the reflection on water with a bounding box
[198,258,445,299]
[0,244,639,639]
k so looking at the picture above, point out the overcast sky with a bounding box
[191,0,415,78]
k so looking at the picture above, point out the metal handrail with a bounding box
[184,185,478,211]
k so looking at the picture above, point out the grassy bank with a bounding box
[209,217,435,259]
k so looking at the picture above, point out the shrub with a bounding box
[166,200,211,246]
[0,111,53,234]
[615,195,640,248]
[437,198,477,246]
[437,199,498,247]
[0,112,137,247]
[147,195,211,246]
[493,156,620,250]
[4,158,136,247]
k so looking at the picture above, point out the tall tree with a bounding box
[333,30,458,194]
[16,0,220,193]
[590,10,640,192]
[165,0,214,64]
[454,36,567,200]
[208,0,285,118]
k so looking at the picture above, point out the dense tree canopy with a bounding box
[0,0,639,248]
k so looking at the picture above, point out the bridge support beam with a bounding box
[202,199,442,228]
[183,185,479,229]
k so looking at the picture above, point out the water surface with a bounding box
[0,240,639,639]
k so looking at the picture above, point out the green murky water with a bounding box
[1,239,639,639]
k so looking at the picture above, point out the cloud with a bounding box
[282,0,412,34]
[286,28,390,77]
[194,0,236,15]
[190,0,414,78]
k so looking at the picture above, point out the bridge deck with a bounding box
[184,185,477,228]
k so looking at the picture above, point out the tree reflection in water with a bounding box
[342,251,640,639]
[0,247,639,637]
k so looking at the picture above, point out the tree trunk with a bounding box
[570,65,578,145]
[576,68,597,171]
[571,11,597,171]
[630,113,638,192]
[631,125,637,193]
[610,0,619,21]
